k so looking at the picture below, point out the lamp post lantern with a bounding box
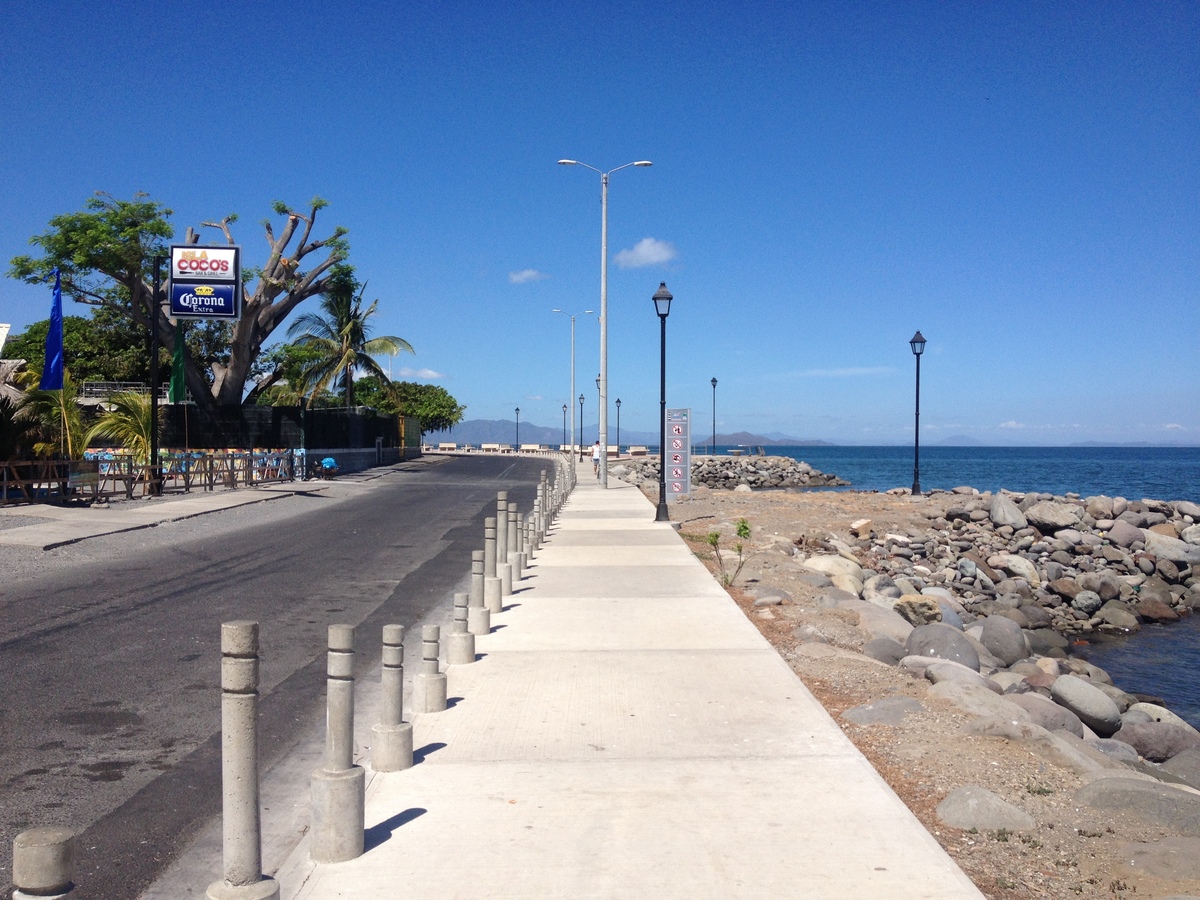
[558,157,652,489]
[615,398,621,455]
[578,394,585,462]
[710,377,718,456]
[910,331,926,495]
[653,282,673,522]
[552,308,592,463]
[515,407,520,449]
[562,404,568,449]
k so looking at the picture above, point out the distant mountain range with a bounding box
[427,420,831,447]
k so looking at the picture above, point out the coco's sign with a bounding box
[169,245,241,319]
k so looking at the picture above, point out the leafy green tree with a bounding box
[285,268,413,407]
[9,192,349,407]
[17,368,87,459]
[84,390,160,465]
[4,308,163,384]
[354,377,465,434]
[0,397,35,459]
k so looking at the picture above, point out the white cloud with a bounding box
[999,420,1025,429]
[526,394,544,401]
[614,237,676,269]
[1163,423,1184,430]
[509,269,549,284]
[396,367,443,379]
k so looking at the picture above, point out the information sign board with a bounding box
[169,245,241,320]
[666,408,691,501]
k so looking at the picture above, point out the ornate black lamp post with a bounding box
[910,331,926,495]
[653,282,673,522]
[710,377,718,455]
[615,398,621,456]
[515,407,520,448]
[562,403,568,449]
[578,393,585,462]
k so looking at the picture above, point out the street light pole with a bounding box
[515,407,520,449]
[552,308,592,463]
[562,404,567,450]
[578,394,585,463]
[615,398,621,456]
[558,158,652,489]
[711,377,718,456]
[653,283,673,522]
[910,331,926,495]
[149,254,166,496]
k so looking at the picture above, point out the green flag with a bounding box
[169,323,185,403]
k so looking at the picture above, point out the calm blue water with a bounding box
[697,444,1200,728]
[702,444,1200,503]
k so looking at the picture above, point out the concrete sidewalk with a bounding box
[275,464,984,898]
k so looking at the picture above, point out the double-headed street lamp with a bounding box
[910,331,926,495]
[578,394,585,462]
[552,308,592,461]
[558,157,652,489]
[653,282,673,522]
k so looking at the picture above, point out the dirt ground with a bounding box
[657,483,1200,900]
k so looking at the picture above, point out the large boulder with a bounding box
[1076,778,1200,835]
[989,553,1040,585]
[1142,530,1200,565]
[936,785,1035,831]
[893,595,942,626]
[1050,674,1122,736]
[905,623,981,671]
[1114,722,1200,762]
[1005,693,1085,737]
[1025,500,1083,532]
[1126,702,1200,737]
[1095,600,1141,632]
[1106,519,1145,548]
[979,615,1030,666]
[989,494,1028,529]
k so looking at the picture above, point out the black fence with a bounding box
[161,405,405,450]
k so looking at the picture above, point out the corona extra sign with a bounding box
[169,244,242,320]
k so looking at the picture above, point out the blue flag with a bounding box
[39,268,64,391]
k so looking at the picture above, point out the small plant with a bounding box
[708,518,751,586]
[1018,834,1042,849]
[1077,827,1105,838]
[989,828,1011,842]
[996,877,1017,890]
[1026,780,1054,795]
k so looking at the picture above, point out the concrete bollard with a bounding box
[468,551,490,635]
[496,491,509,565]
[310,625,366,864]
[484,575,503,614]
[507,503,520,573]
[371,625,413,772]
[499,561,512,597]
[207,622,280,900]
[13,827,74,900]
[447,592,476,665]
[484,517,497,578]
[412,625,447,713]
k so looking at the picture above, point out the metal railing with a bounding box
[0,450,296,505]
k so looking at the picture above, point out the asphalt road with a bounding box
[0,455,548,899]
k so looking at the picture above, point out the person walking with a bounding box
[591,440,601,479]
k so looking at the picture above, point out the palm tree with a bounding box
[286,270,413,407]
[18,367,87,459]
[84,390,159,465]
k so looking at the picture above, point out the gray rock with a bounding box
[935,785,1035,831]
[1076,777,1200,835]
[1143,530,1200,565]
[1006,693,1085,737]
[1163,748,1200,786]
[1051,674,1123,737]
[935,600,964,630]
[861,637,907,665]
[904,623,981,671]
[1088,738,1141,765]
[1115,835,1200,881]
[841,696,925,726]
[926,661,997,692]
[1107,519,1145,548]
[1025,500,1083,532]
[1114,722,1200,762]
[1071,590,1103,615]
[928,681,1032,722]
[893,595,942,626]
[989,495,1028,529]
[1096,600,1141,632]
[1127,703,1200,737]
[1175,500,1200,519]
[1026,628,1070,655]
[979,615,1030,666]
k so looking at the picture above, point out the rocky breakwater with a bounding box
[745,490,1200,843]
[612,455,848,490]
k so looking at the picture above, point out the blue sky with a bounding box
[1,1,1196,445]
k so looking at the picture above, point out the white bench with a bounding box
[628,445,648,457]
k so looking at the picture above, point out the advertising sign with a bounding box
[666,408,691,501]
[169,245,241,320]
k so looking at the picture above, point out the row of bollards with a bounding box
[10,462,575,898]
